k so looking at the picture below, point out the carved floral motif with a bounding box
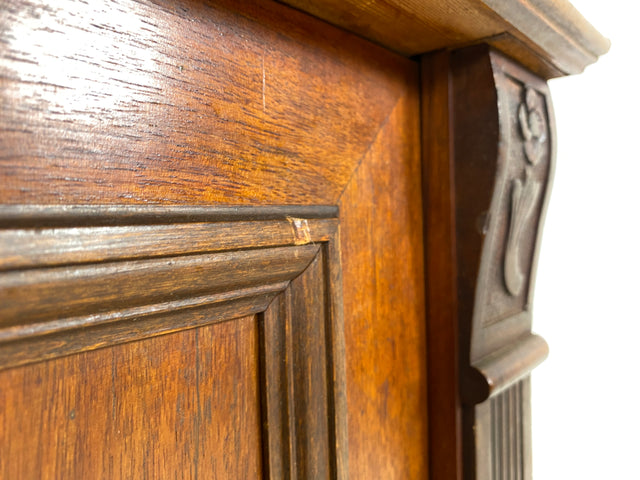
[504,87,547,296]
[518,87,547,165]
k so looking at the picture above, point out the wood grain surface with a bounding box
[259,243,347,480]
[1,0,432,477]
[339,69,428,479]
[0,205,338,367]
[289,251,331,479]
[0,202,349,477]
[0,0,583,477]
[0,0,414,205]
[0,244,318,326]
[0,317,263,479]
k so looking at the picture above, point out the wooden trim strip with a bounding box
[0,245,320,327]
[260,291,297,480]
[0,219,337,270]
[0,282,288,344]
[0,286,281,371]
[322,233,348,479]
[0,204,339,227]
[421,49,463,480]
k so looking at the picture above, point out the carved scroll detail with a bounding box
[504,169,540,296]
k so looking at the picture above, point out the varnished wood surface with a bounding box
[0,317,263,479]
[339,70,428,479]
[0,245,318,326]
[2,0,428,475]
[0,206,337,368]
[0,0,414,205]
[289,251,331,479]
[259,246,346,480]
[281,0,609,77]
[0,286,280,371]
[421,50,462,480]
[260,292,297,480]
[0,204,348,477]
[0,218,336,270]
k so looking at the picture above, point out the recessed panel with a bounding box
[0,316,262,479]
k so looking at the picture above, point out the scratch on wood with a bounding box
[262,54,266,113]
[286,217,311,245]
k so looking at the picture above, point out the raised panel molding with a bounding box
[0,205,347,479]
[450,46,552,480]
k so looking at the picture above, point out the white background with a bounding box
[533,1,640,478]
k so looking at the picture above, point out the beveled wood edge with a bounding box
[260,290,297,480]
[0,205,340,370]
[0,286,282,371]
[322,231,348,480]
[462,333,548,404]
[0,282,288,344]
[258,231,347,480]
[0,244,321,326]
[0,218,337,270]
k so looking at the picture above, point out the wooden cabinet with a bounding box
[0,1,607,478]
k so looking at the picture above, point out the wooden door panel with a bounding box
[0,206,347,479]
[0,0,608,478]
[1,0,426,478]
[0,317,262,479]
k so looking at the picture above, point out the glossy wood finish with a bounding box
[1,0,428,473]
[1,0,604,477]
[0,317,263,479]
[339,78,428,479]
[0,205,348,478]
[281,0,609,77]
[0,0,411,205]
[0,206,337,369]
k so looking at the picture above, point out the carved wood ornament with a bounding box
[451,46,554,480]
[505,87,548,297]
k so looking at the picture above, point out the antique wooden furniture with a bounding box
[0,1,607,478]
